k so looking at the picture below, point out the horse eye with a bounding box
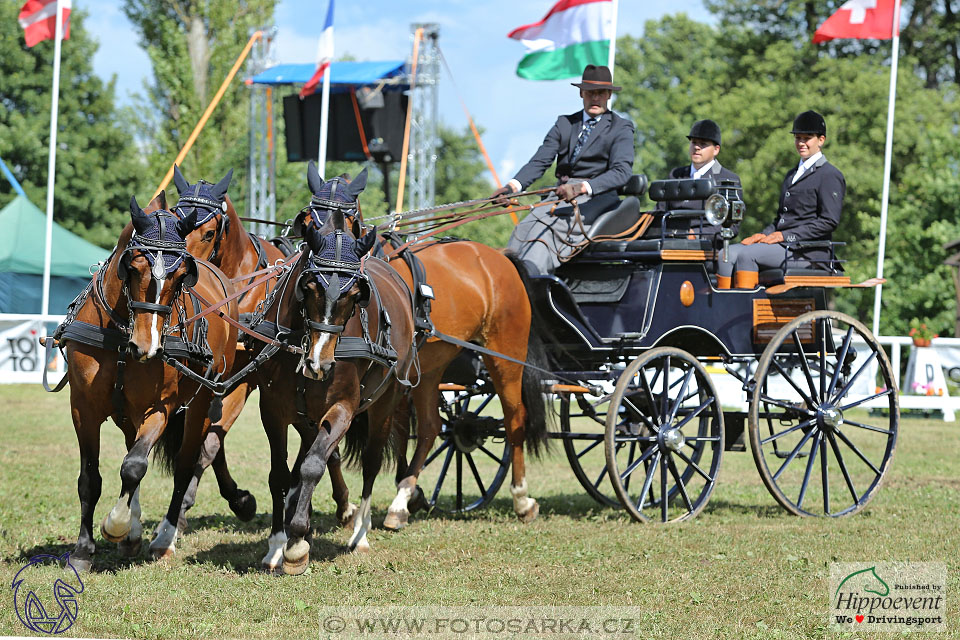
[203,230,215,241]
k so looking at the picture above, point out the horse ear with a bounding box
[305,225,326,254]
[173,164,189,195]
[212,168,233,200]
[144,191,167,214]
[345,168,368,200]
[357,226,378,255]
[129,196,151,235]
[307,160,324,195]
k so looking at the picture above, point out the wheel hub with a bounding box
[660,427,685,452]
[817,404,844,431]
[450,414,500,453]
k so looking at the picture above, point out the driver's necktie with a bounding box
[572,118,598,162]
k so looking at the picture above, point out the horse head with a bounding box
[171,164,233,263]
[120,197,199,361]
[293,162,368,240]
[295,217,378,381]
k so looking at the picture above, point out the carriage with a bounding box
[410,176,899,523]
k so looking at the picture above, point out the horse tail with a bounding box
[503,252,554,458]
[152,407,185,476]
[342,395,406,470]
[342,414,368,469]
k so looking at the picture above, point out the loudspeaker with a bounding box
[283,91,407,164]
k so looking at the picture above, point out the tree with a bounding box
[0,5,147,247]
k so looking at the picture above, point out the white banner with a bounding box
[0,318,65,384]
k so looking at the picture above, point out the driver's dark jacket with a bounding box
[653,161,742,237]
[762,155,845,267]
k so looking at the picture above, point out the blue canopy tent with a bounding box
[249,60,407,89]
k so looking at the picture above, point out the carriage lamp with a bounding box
[704,193,728,227]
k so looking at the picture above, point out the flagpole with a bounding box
[607,0,618,74]
[40,0,65,319]
[317,65,331,179]
[871,0,901,337]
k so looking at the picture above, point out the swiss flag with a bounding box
[18,0,71,48]
[813,0,900,43]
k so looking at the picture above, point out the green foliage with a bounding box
[613,6,960,336]
[0,6,147,247]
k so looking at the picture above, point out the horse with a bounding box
[252,170,417,573]
[297,162,548,530]
[55,198,238,570]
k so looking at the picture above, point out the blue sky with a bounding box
[85,0,708,183]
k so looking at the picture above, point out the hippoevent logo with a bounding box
[11,553,84,635]
[830,562,946,632]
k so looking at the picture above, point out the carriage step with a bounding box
[773,450,809,459]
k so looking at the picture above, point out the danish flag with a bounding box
[813,0,900,43]
[18,0,71,48]
[299,0,334,98]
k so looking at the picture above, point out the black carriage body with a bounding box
[533,242,828,367]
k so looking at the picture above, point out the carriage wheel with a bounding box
[605,348,724,523]
[418,384,511,514]
[560,392,620,508]
[749,310,899,517]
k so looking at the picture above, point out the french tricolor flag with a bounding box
[18,0,71,48]
[300,0,334,99]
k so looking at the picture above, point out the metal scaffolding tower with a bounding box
[407,24,440,212]
[247,27,277,237]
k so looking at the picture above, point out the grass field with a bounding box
[0,383,957,639]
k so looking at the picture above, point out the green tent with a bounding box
[0,196,110,314]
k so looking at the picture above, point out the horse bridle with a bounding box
[174,183,230,262]
[296,230,369,337]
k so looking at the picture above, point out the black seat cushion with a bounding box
[587,196,641,239]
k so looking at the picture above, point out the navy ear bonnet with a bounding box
[296,165,369,236]
[122,198,197,286]
[171,165,232,230]
[299,228,366,301]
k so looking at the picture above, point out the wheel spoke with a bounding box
[772,426,817,481]
[636,451,661,511]
[660,453,669,522]
[819,319,828,402]
[769,359,817,410]
[842,419,894,435]
[465,453,487,497]
[592,463,611,491]
[430,444,456,505]
[672,397,714,432]
[666,454,694,513]
[685,435,722,443]
[478,444,504,464]
[575,437,604,460]
[756,393,815,415]
[833,427,882,475]
[456,451,463,511]
[760,418,816,445]
[637,368,659,428]
[838,388,894,412]
[475,394,495,414]
[623,441,637,492]
[826,430,859,505]
[666,366,696,425]
[796,431,822,509]
[791,331,821,404]
[619,443,658,482]
[831,351,878,403]
[821,430,830,514]
[673,447,715,483]
[828,326,854,397]
[622,396,658,432]
[661,356,671,423]
[423,439,451,468]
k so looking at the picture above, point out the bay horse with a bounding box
[55,199,238,571]
[252,170,416,573]
[298,162,548,530]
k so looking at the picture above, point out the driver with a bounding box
[493,64,635,276]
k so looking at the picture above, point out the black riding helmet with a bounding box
[687,119,721,146]
[791,110,826,136]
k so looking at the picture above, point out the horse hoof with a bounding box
[338,503,358,530]
[100,518,129,543]
[177,515,189,535]
[70,556,93,573]
[118,536,141,558]
[350,540,371,554]
[517,500,540,524]
[382,509,408,531]
[407,487,428,514]
[150,546,175,560]
[282,555,309,576]
[230,490,257,522]
[261,561,284,575]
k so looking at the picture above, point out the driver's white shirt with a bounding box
[690,159,716,179]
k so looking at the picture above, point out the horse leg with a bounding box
[349,398,397,552]
[69,399,106,572]
[259,398,291,573]
[101,411,167,544]
[283,404,353,575]
[149,399,213,559]
[327,446,357,529]
[482,352,539,523]
[384,379,438,530]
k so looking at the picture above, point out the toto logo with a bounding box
[11,553,84,635]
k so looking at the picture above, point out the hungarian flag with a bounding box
[300,0,334,98]
[508,0,613,81]
[18,0,71,48]
[813,0,900,43]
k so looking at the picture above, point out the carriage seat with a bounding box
[757,241,847,285]
[586,174,648,240]
[581,237,714,257]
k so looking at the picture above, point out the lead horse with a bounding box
[253,171,417,573]
[297,163,548,530]
[55,199,238,570]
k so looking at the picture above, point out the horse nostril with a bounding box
[127,342,141,358]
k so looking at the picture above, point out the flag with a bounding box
[300,0,334,98]
[813,0,900,44]
[18,0,71,48]
[508,0,613,81]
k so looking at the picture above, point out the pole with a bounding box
[317,64,332,179]
[395,28,423,213]
[607,0,618,74]
[40,0,65,319]
[871,0,901,337]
